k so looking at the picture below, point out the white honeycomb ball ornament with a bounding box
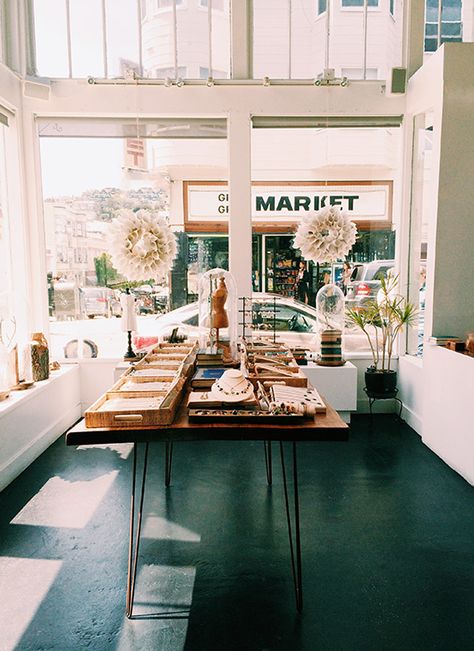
[108,209,177,282]
[293,205,357,264]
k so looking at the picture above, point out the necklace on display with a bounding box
[215,377,251,396]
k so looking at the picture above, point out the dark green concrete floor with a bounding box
[1,415,473,651]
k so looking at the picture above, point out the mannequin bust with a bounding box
[211,278,229,329]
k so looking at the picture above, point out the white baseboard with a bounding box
[401,404,423,435]
[0,402,81,492]
[422,438,474,486]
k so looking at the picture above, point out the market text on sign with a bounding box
[255,195,359,212]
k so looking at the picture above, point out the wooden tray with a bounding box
[246,368,308,388]
[85,380,184,428]
[129,367,182,379]
[108,374,183,397]
[152,343,197,354]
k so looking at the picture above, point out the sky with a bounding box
[40,139,126,198]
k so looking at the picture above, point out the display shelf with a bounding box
[0,365,81,491]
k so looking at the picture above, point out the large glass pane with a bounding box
[69,0,104,78]
[251,125,401,354]
[210,1,230,79]
[40,130,228,358]
[105,0,140,78]
[253,0,402,80]
[33,0,69,77]
[0,125,12,326]
[252,0,291,78]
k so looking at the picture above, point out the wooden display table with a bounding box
[66,394,348,617]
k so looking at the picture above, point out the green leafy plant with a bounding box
[345,274,417,372]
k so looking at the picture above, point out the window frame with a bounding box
[340,0,379,9]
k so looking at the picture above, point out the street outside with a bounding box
[49,315,371,360]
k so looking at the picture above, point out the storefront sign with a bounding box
[185,182,392,231]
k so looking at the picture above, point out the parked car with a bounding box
[79,287,121,318]
[345,260,395,310]
[152,293,319,348]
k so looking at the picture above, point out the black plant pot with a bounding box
[365,369,397,396]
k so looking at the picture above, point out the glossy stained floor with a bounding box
[0,415,473,651]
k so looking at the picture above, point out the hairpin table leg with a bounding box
[263,440,272,485]
[126,441,149,618]
[279,440,303,612]
[165,441,173,487]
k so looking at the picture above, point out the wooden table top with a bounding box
[66,393,348,446]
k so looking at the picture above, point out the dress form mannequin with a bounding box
[211,277,229,347]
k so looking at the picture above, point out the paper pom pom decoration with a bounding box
[293,205,357,264]
[108,209,177,281]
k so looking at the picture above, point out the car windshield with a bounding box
[366,265,394,281]
[252,301,316,332]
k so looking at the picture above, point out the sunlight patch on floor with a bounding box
[142,516,201,542]
[78,442,133,459]
[10,471,118,529]
[117,564,196,651]
[0,557,62,651]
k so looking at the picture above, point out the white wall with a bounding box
[422,346,474,485]
[397,355,423,433]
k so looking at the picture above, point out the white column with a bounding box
[227,111,252,300]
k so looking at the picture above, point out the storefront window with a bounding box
[39,126,228,358]
[407,114,433,357]
[250,125,401,354]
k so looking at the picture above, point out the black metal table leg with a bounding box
[165,441,173,487]
[279,440,303,612]
[263,440,272,485]
[126,441,149,619]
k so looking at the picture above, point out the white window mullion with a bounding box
[363,0,368,80]
[101,0,108,78]
[325,0,331,72]
[65,0,72,78]
[437,0,442,49]
[208,0,213,78]
[137,0,144,76]
[172,0,178,78]
[288,0,292,79]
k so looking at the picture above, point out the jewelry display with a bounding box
[210,368,255,402]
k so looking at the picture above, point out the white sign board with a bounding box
[186,183,391,224]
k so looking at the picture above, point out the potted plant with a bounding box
[345,274,417,395]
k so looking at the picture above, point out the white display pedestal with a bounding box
[301,361,357,423]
